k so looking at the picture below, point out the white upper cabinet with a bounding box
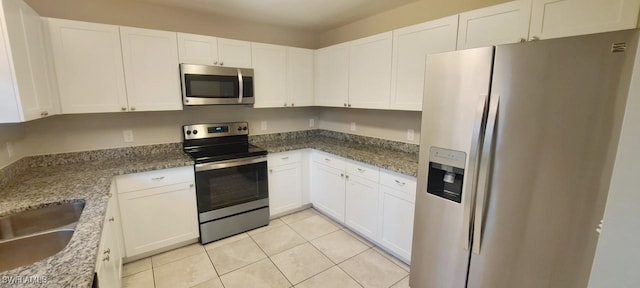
[314,42,349,107]
[177,33,218,65]
[390,15,458,111]
[217,38,252,68]
[120,27,182,111]
[286,47,314,107]
[529,0,640,40]
[457,0,532,49]
[0,0,55,123]
[252,43,287,108]
[177,33,252,68]
[48,18,128,113]
[348,31,393,109]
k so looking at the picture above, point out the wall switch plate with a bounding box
[309,118,315,127]
[123,130,134,143]
[6,142,14,158]
[407,129,415,141]
[261,121,268,131]
[350,122,357,132]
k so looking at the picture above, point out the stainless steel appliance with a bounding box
[411,30,638,288]
[180,64,254,105]
[182,122,269,244]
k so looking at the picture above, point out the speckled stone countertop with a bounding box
[250,130,419,177]
[0,143,193,288]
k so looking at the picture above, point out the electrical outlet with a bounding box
[123,130,134,143]
[407,129,415,141]
[350,122,357,132]
[6,142,14,158]
[309,118,315,127]
[261,121,268,131]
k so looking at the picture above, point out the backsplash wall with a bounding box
[0,124,28,169]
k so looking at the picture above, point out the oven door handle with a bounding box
[195,156,266,172]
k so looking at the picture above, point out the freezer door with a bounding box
[411,47,494,288]
[467,30,638,288]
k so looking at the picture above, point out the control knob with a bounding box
[186,130,192,135]
[243,126,247,131]
[192,130,198,135]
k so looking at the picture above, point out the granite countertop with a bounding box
[251,131,419,177]
[0,144,193,288]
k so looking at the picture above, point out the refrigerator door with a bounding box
[411,47,494,288]
[467,30,638,288]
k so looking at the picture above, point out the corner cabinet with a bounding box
[120,27,182,112]
[95,184,124,288]
[390,15,458,111]
[0,0,56,123]
[116,166,198,258]
[286,47,314,107]
[47,18,128,114]
[348,32,393,109]
[314,43,349,108]
[252,43,288,108]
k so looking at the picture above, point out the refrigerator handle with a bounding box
[473,93,500,255]
[462,94,490,250]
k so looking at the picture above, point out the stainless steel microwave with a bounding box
[180,64,254,105]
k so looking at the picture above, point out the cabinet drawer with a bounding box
[268,150,301,167]
[311,150,346,170]
[380,169,416,202]
[116,166,194,193]
[346,160,379,183]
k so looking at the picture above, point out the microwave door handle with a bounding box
[238,68,243,103]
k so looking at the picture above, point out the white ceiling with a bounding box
[136,0,420,31]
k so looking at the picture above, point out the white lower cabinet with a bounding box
[95,183,124,288]
[268,151,303,216]
[345,173,379,241]
[310,153,346,222]
[378,170,417,263]
[116,166,198,258]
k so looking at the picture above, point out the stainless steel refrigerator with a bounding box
[411,29,638,288]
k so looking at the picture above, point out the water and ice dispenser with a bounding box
[427,147,466,203]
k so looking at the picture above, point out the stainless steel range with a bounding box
[182,122,269,244]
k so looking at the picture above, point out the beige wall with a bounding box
[319,108,422,145]
[24,0,318,48]
[0,124,28,168]
[18,107,318,156]
[318,0,510,47]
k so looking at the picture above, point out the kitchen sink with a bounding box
[0,229,75,272]
[0,201,85,240]
[0,201,85,272]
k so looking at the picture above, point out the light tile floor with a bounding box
[122,208,410,288]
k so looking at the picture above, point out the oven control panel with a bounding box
[183,122,249,139]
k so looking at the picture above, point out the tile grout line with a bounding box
[202,245,225,288]
[387,275,409,288]
[247,231,295,287]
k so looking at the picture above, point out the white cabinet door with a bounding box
[379,184,415,263]
[345,174,379,240]
[529,0,640,40]
[0,0,54,122]
[177,32,218,65]
[348,32,393,109]
[457,0,532,49]
[390,15,458,111]
[311,162,346,223]
[268,162,302,216]
[118,182,198,257]
[314,43,349,107]
[218,38,252,68]
[120,27,182,112]
[48,18,128,113]
[287,47,314,107]
[252,43,287,108]
[96,189,123,288]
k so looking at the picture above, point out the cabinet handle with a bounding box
[284,103,288,107]
[519,38,527,43]
[151,176,165,180]
[291,103,295,107]
[40,111,49,116]
[108,217,114,222]
[214,61,218,65]
[281,157,289,160]
[348,104,352,107]
[343,103,347,107]
[103,248,110,255]
[395,179,406,186]
[340,173,344,177]
[357,168,365,173]
[220,61,224,66]
[269,169,273,173]
[190,183,194,188]
[345,175,349,179]
[103,255,110,262]
[130,107,136,111]
[324,158,331,162]
[121,107,127,111]
[531,36,540,41]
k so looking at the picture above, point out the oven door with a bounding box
[195,156,268,223]
[180,64,254,105]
